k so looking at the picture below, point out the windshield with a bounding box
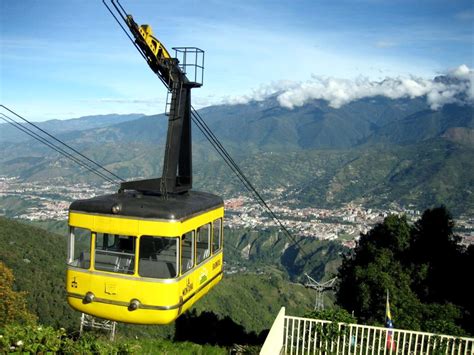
[94,233,136,275]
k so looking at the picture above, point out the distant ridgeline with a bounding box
[0,96,472,215]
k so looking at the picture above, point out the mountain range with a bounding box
[0,95,473,215]
[0,113,144,144]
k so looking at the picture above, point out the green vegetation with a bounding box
[28,219,69,236]
[1,206,473,351]
[223,227,345,282]
[0,216,337,351]
[336,206,474,336]
[304,307,356,324]
[0,195,41,218]
[0,261,37,327]
[0,323,226,354]
[196,271,314,334]
[0,217,77,330]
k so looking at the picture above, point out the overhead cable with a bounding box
[190,106,307,256]
[0,113,116,183]
[0,105,125,183]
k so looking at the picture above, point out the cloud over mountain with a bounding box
[226,65,473,111]
[278,65,473,110]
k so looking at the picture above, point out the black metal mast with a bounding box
[104,0,203,195]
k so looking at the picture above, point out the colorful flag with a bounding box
[386,290,396,351]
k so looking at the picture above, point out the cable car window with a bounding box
[196,224,211,264]
[181,231,194,273]
[212,218,222,253]
[94,234,135,275]
[139,236,178,279]
[68,227,91,269]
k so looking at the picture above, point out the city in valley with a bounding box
[1,176,473,248]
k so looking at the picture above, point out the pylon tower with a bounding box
[304,273,337,310]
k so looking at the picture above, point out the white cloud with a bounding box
[223,65,473,111]
[221,80,299,105]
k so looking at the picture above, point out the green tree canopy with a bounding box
[336,207,472,336]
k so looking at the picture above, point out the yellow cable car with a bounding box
[66,191,223,324]
[67,2,220,324]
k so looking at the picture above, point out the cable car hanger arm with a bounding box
[103,0,186,90]
[104,0,203,195]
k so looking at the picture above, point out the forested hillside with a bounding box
[0,217,335,337]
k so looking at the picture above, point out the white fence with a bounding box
[261,308,474,355]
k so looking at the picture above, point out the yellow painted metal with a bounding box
[138,24,171,60]
[66,207,224,325]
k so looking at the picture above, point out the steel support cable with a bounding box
[190,108,307,256]
[0,105,124,183]
[190,112,266,210]
[191,107,271,201]
[190,109,292,229]
[0,113,116,183]
[103,0,171,90]
[0,113,115,183]
[191,108,269,205]
[190,109,296,239]
[102,0,147,63]
[191,113,268,214]
[190,111,255,194]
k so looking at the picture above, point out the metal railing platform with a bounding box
[261,307,474,355]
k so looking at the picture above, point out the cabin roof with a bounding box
[69,190,223,221]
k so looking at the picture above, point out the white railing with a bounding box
[262,308,474,355]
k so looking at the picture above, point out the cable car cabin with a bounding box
[66,190,224,325]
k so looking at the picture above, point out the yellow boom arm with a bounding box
[136,23,171,60]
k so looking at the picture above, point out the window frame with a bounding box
[93,233,137,275]
[67,226,92,269]
[138,235,179,279]
[196,223,211,265]
[181,230,195,274]
[212,218,223,254]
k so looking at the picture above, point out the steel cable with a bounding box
[0,105,125,183]
[190,108,307,256]
[0,113,117,183]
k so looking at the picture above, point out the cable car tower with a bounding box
[304,273,337,311]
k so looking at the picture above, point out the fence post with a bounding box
[260,307,286,355]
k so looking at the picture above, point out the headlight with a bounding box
[128,299,140,311]
[83,292,95,304]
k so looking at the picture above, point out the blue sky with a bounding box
[1,0,473,121]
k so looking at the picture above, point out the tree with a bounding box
[0,261,37,327]
[304,307,356,324]
[337,215,413,326]
[336,208,471,335]
[410,207,472,334]
[410,207,461,301]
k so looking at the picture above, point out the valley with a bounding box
[4,175,472,249]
